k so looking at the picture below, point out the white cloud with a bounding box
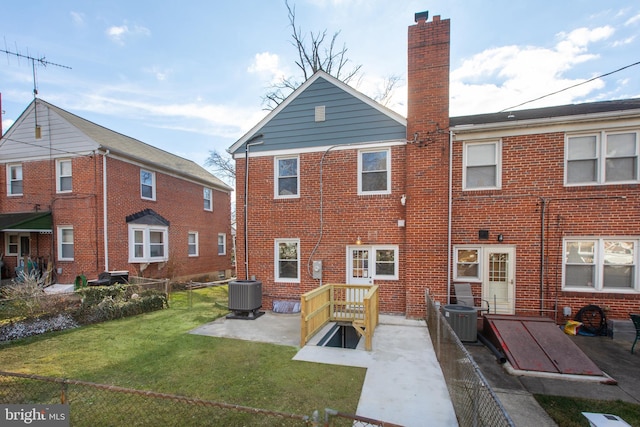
[106,23,151,45]
[625,13,640,26]
[2,119,14,134]
[247,52,289,84]
[145,66,171,81]
[450,26,615,115]
[70,11,85,26]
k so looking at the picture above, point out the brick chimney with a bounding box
[407,13,450,136]
[404,13,451,318]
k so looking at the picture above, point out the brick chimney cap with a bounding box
[414,11,429,23]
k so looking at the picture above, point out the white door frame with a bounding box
[346,246,373,285]
[481,245,516,315]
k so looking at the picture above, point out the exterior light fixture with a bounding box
[355,236,362,245]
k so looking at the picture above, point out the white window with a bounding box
[58,226,74,261]
[358,149,391,195]
[56,159,72,193]
[374,246,399,280]
[7,164,23,196]
[275,239,300,282]
[454,247,481,281]
[188,232,198,257]
[463,141,501,190]
[563,238,639,293]
[203,188,212,211]
[128,225,168,263]
[140,169,156,200]
[566,131,639,185]
[275,156,299,198]
[5,233,27,256]
[218,233,226,256]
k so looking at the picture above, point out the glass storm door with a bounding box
[482,247,515,314]
[348,247,373,285]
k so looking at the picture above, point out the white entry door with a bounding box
[482,246,515,315]
[347,247,373,285]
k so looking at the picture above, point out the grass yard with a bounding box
[0,287,366,425]
[534,394,640,427]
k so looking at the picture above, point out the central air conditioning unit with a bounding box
[226,280,264,320]
[442,305,477,342]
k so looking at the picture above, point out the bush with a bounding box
[1,270,48,318]
[72,287,168,325]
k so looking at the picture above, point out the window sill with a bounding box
[562,288,640,296]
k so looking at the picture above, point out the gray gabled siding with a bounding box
[246,77,406,153]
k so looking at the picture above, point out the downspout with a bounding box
[539,197,547,315]
[447,131,453,305]
[103,150,110,272]
[243,135,263,280]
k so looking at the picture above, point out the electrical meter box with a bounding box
[312,260,322,279]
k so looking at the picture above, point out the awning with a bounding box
[0,212,53,232]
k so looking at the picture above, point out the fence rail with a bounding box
[425,292,515,427]
[0,370,393,426]
[300,284,379,350]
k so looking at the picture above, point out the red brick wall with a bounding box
[235,147,407,313]
[451,131,640,320]
[103,155,232,281]
[405,15,451,318]
[0,154,232,284]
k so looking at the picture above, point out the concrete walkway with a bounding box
[191,313,457,426]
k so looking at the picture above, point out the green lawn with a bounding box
[535,394,640,427]
[0,287,365,425]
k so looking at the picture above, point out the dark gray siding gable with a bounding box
[248,76,406,153]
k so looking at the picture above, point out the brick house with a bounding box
[231,12,640,321]
[228,70,407,313]
[0,98,233,284]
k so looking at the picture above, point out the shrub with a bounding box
[72,287,168,325]
[1,270,47,318]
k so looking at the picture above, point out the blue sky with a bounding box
[1,1,639,169]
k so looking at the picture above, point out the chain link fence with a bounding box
[0,371,395,427]
[425,293,515,427]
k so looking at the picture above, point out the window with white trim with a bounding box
[218,233,226,255]
[7,164,23,196]
[140,169,156,200]
[204,188,212,211]
[128,225,168,262]
[454,248,481,281]
[58,226,74,261]
[188,232,198,257]
[275,239,300,282]
[275,156,299,198]
[463,141,500,190]
[563,238,639,292]
[374,246,399,280]
[5,233,24,256]
[566,131,639,185]
[358,149,391,194]
[56,159,72,193]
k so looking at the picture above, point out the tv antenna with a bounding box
[2,43,72,137]
[1,43,72,98]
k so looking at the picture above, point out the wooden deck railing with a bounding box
[300,284,379,351]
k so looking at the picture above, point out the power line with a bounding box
[499,60,640,113]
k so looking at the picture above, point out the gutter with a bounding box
[103,150,110,272]
[447,131,453,305]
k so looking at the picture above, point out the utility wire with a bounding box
[499,60,640,113]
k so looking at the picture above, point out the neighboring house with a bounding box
[0,99,233,284]
[232,12,640,321]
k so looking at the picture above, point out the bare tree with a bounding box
[205,150,235,186]
[263,0,364,109]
